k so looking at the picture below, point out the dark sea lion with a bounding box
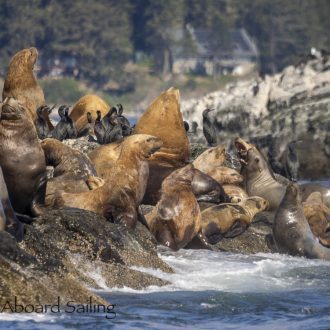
[303,192,330,247]
[145,164,203,250]
[2,47,50,127]
[201,196,268,244]
[235,137,286,211]
[69,94,110,134]
[273,183,330,260]
[0,166,24,241]
[202,108,217,146]
[54,134,163,229]
[0,98,47,217]
[191,168,229,204]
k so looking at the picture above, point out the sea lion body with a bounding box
[193,145,226,172]
[54,134,163,228]
[223,184,249,203]
[0,98,47,216]
[273,183,330,260]
[145,164,202,250]
[235,137,286,211]
[201,196,268,244]
[303,192,330,247]
[2,47,46,125]
[0,166,24,241]
[70,95,110,134]
[41,138,97,206]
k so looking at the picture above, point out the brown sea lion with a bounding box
[0,166,24,241]
[145,164,202,250]
[69,94,110,134]
[2,47,50,127]
[201,196,268,244]
[273,183,330,260]
[303,192,330,247]
[41,138,98,206]
[223,184,249,203]
[134,87,189,165]
[205,166,243,186]
[192,144,226,173]
[0,98,47,216]
[54,134,163,228]
[235,137,286,211]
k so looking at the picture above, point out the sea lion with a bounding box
[0,98,47,216]
[201,196,268,244]
[223,184,249,203]
[205,166,243,186]
[145,164,202,250]
[202,108,217,146]
[235,137,286,211]
[54,134,163,228]
[0,166,24,242]
[300,183,330,209]
[134,87,190,165]
[303,192,330,247]
[41,138,98,206]
[193,144,226,173]
[69,94,110,134]
[273,183,330,260]
[2,47,49,127]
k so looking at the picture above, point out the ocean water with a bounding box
[1,180,330,330]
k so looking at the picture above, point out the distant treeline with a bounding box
[0,0,329,87]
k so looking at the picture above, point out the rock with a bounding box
[62,136,99,155]
[215,211,275,254]
[0,208,172,306]
[182,56,330,179]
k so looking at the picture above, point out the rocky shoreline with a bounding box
[182,57,330,179]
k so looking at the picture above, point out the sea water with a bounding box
[1,180,330,330]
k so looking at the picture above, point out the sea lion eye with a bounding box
[255,157,260,163]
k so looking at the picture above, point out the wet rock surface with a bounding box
[0,208,172,306]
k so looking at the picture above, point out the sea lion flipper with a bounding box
[156,228,178,251]
[224,221,247,238]
[86,176,105,190]
[30,175,47,216]
[185,233,215,250]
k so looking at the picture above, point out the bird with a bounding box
[202,108,217,146]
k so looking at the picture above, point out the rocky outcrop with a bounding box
[0,208,172,306]
[182,57,330,179]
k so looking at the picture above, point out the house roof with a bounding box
[172,27,259,60]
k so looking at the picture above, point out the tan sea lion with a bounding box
[273,183,330,260]
[192,144,226,172]
[2,47,49,126]
[0,98,47,216]
[54,134,163,228]
[145,164,202,250]
[134,87,189,165]
[201,196,268,244]
[303,192,330,247]
[223,184,249,203]
[41,138,98,206]
[206,166,243,185]
[69,94,110,134]
[0,166,24,241]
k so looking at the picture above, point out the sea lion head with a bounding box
[245,196,269,211]
[9,47,38,73]
[283,183,301,207]
[235,137,255,164]
[121,134,163,159]
[163,164,195,188]
[0,97,27,120]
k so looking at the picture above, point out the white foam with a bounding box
[110,249,330,294]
